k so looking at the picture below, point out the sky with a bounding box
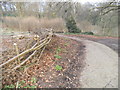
[45,0,107,3]
[9,0,114,4]
[76,0,107,4]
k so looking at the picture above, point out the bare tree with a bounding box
[96,0,119,15]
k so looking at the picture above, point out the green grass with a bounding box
[3,77,37,89]
[55,65,63,71]
[55,47,62,54]
[4,84,15,88]
[65,32,94,35]
[64,32,81,35]
[64,43,69,46]
[64,32,118,38]
[54,55,62,59]
[31,77,37,84]
[56,47,62,52]
[54,47,62,59]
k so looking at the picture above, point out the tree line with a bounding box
[0,0,119,36]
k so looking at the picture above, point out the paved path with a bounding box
[65,34,119,54]
[93,39,118,53]
[56,34,118,88]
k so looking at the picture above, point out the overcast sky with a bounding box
[77,0,107,4]
[46,0,108,3]
[10,0,113,3]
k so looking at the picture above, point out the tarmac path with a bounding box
[56,34,118,88]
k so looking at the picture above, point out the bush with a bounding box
[66,16,81,33]
[81,32,94,35]
[39,18,67,33]
[2,16,67,33]
[3,17,20,29]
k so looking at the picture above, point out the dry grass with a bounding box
[2,16,67,33]
[2,17,20,29]
[39,18,67,33]
[21,16,40,32]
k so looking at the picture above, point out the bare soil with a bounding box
[34,35,85,88]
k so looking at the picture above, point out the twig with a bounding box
[16,81,19,88]
[24,63,40,76]
[24,37,52,76]
[37,37,52,63]
[1,31,53,72]
[36,46,46,64]
[13,50,37,70]
[0,37,49,68]
[14,43,20,64]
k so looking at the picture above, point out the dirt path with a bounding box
[56,34,118,88]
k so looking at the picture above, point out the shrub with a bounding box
[3,17,19,29]
[21,16,40,31]
[2,16,67,33]
[39,18,67,33]
[66,16,81,33]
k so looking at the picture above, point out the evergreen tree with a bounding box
[66,16,81,33]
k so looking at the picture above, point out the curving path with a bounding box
[55,34,118,88]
